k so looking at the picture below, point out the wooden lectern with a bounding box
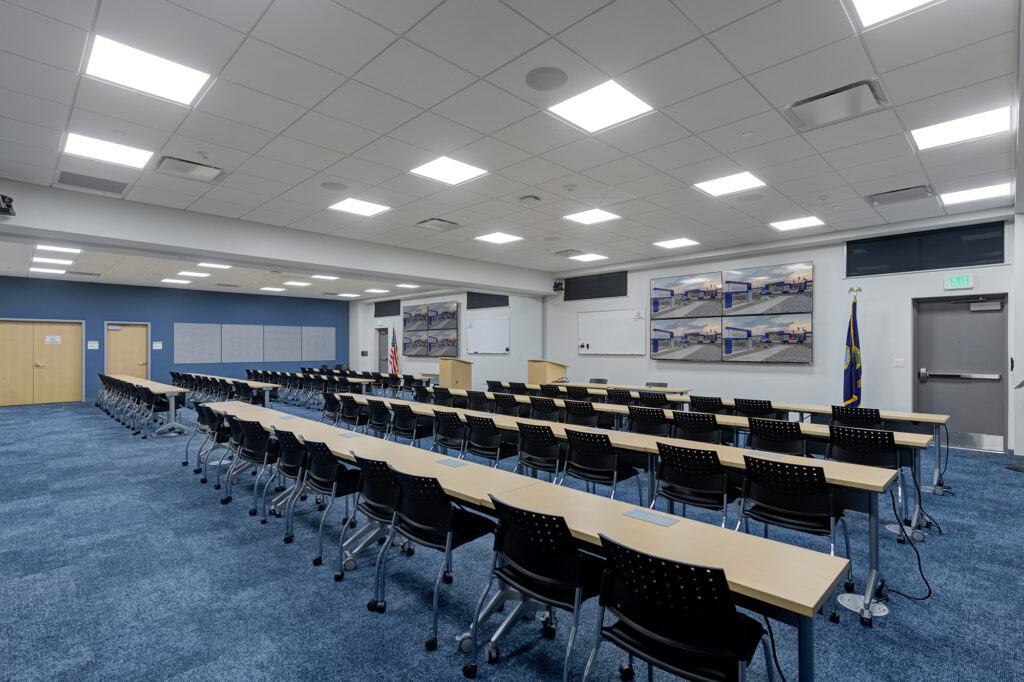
[438,358,472,389]
[527,359,569,384]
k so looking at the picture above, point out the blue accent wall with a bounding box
[0,276,349,398]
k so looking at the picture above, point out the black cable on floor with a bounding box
[886,488,932,602]
[762,615,787,682]
[939,423,951,478]
[908,466,942,535]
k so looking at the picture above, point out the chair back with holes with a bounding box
[433,386,454,407]
[274,430,306,471]
[486,380,505,393]
[353,455,400,517]
[322,392,341,415]
[339,394,366,423]
[466,390,490,412]
[606,388,633,406]
[671,411,721,444]
[366,399,391,433]
[563,386,588,402]
[490,496,582,585]
[564,429,617,481]
[390,403,418,434]
[827,425,899,469]
[656,443,726,496]
[530,396,560,422]
[748,417,805,455]
[638,391,669,409]
[563,399,598,427]
[238,419,271,458]
[540,384,562,399]
[589,378,608,384]
[465,414,502,457]
[234,381,254,402]
[830,405,882,429]
[305,440,341,491]
[493,392,521,416]
[433,410,466,446]
[516,422,561,473]
[412,385,431,403]
[391,469,455,537]
[226,414,244,448]
[689,395,725,414]
[508,381,529,395]
[628,406,670,436]
[733,398,774,418]
[742,456,832,519]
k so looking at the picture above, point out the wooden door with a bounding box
[107,324,149,379]
[0,321,34,406]
[32,322,82,403]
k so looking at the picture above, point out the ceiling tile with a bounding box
[215,172,291,197]
[58,154,143,185]
[75,78,190,133]
[167,0,273,32]
[634,136,720,172]
[316,80,422,135]
[324,156,403,185]
[850,170,929,197]
[221,38,346,107]
[618,39,739,109]
[407,0,547,76]
[837,155,924,185]
[756,154,834,184]
[617,173,685,199]
[202,185,270,208]
[729,136,816,171]
[356,39,475,109]
[390,112,482,155]
[134,170,212,196]
[68,107,170,153]
[197,80,305,133]
[0,87,69,131]
[126,185,200,209]
[353,136,436,171]
[821,134,916,170]
[492,112,586,155]
[0,2,87,71]
[663,80,772,135]
[253,0,397,75]
[772,171,847,197]
[0,138,58,172]
[450,136,532,171]
[377,172,443,199]
[485,39,607,108]
[918,133,1013,170]
[803,109,903,153]
[666,155,743,185]
[0,51,78,105]
[0,156,51,185]
[335,0,443,34]
[707,0,852,74]
[558,0,700,76]
[501,0,611,34]
[595,112,689,154]
[873,196,944,223]
[895,75,1015,131]
[245,198,321,224]
[188,197,253,219]
[454,174,526,200]
[0,117,62,151]
[699,110,794,154]
[498,156,573,184]
[583,156,658,186]
[670,0,776,33]
[283,112,378,155]
[159,134,250,171]
[177,111,275,153]
[748,36,876,108]
[234,155,315,184]
[255,136,344,172]
[431,81,535,135]
[541,137,624,172]
[6,0,97,29]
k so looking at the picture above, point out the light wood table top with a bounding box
[111,375,186,394]
[677,396,950,425]
[185,372,278,389]
[346,394,897,493]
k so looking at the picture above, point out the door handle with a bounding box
[34,362,45,367]
[140,361,147,365]
[919,368,1000,381]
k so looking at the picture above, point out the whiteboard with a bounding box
[466,316,510,354]
[577,309,646,355]
[173,323,221,363]
[221,324,263,363]
[264,325,302,361]
[302,326,335,361]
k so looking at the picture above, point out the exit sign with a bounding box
[944,274,973,290]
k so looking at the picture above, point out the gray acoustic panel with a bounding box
[173,323,222,363]
[221,324,263,362]
[301,326,335,361]
[263,325,302,362]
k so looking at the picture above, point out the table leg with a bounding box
[647,452,656,508]
[797,614,814,681]
[263,390,270,407]
[154,394,187,436]
[923,423,951,495]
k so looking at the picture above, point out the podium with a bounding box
[527,359,569,385]
[439,358,472,389]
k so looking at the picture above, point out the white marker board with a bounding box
[466,316,510,354]
[577,309,646,355]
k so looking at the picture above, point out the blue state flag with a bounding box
[843,298,862,406]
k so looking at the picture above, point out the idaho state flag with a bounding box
[843,298,862,407]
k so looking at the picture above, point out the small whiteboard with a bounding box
[578,309,646,355]
[466,316,510,354]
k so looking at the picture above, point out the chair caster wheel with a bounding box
[214,483,221,490]
[200,478,207,484]
[181,461,188,466]
[860,615,873,628]
[912,530,925,542]
[260,517,267,524]
[274,485,285,493]
[284,534,294,544]
[300,494,307,501]
[443,570,453,584]
[318,504,326,511]
[542,622,557,639]
[350,518,357,528]
[248,508,257,516]
[829,610,840,624]
[312,556,322,566]
[367,599,385,613]
[619,663,635,681]
[896,535,906,544]
[405,545,415,557]
[485,643,499,664]
[221,496,231,504]
[344,558,357,571]
[458,633,472,653]
[425,636,437,651]
[377,538,386,545]
[462,663,477,678]
[194,468,202,474]
[251,469,257,476]
[875,583,888,600]
[333,571,344,582]
[844,579,855,592]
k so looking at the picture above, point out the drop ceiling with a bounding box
[0,0,1017,284]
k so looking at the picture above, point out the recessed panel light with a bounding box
[178,271,210,277]
[365,288,389,293]
[311,275,339,280]
[694,172,766,197]
[475,232,523,244]
[568,253,608,262]
[283,281,311,287]
[329,198,391,216]
[32,256,74,265]
[563,209,620,225]
[939,183,1012,206]
[338,293,360,298]
[29,267,66,274]
[769,217,825,231]
[36,245,82,254]
[548,80,653,133]
[653,237,700,249]
[410,156,487,185]
[851,0,934,27]
[198,262,231,269]
[86,35,210,105]
[64,132,153,168]
[396,284,420,288]
[260,287,285,292]
[161,278,190,284]
[911,107,1011,151]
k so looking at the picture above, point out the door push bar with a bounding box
[917,368,1001,382]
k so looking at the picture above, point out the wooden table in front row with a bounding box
[111,375,188,435]
[208,400,848,680]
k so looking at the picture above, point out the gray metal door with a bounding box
[914,295,1007,452]
[377,328,389,373]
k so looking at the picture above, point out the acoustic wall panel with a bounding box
[221,324,263,362]
[301,326,335,361]
[173,323,221,363]
[263,325,302,361]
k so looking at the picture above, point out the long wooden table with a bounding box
[485,383,691,401]
[184,372,278,407]
[110,375,188,435]
[208,400,847,680]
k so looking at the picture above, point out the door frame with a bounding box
[0,317,87,402]
[103,321,152,380]
[912,293,1009,452]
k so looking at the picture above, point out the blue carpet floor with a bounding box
[0,400,1021,681]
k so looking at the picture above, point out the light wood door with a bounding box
[107,324,149,379]
[0,321,34,406]
[32,322,82,403]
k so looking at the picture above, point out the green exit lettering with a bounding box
[945,274,973,290]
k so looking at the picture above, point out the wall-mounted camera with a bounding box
[0,194,13,216]
[552,279,564,292]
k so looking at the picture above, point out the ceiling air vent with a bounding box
[156,156,225,183]
[781,80,887,132]
[56,171,128,195]
[866,185,935,207]
[66,271,101,277]
[553,248,584,257]
[216,283,241,288]
[415,217,460,232]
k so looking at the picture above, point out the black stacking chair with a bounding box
[566,385,593,403]
[582,535,774,682]
[530,396,560,422]
[462,415,517,467]
[627,406,670,437]
[644,381,668,388]
[220,419,279,510]
[653,443,737,527]
[466,390,491,412]
[588,378,608,384]
[135,386,170,438]
[260,429,306,525]
[339,394,369,432]
[209,414,244,493]
[564,399,596,427]
[290,441,361,566]
[689,395,727,413]
[321,392,342,426]
[508,381,530,396]
[734,397,785,421]
[605,389,634,419]
[830,405,883,429]
[371,469,495,654]
[463,497,601,680]
[389,403,433,448]
[540,384,563,399]
[233,381,259,405]
[430,410,467,455]
[433,386,455,407]
[335,455,410,582]
[827,425,908,530]
[514,423,564,478]
[413,385,432,403]
[637,390,670,409]
[192,404,230,478]
[365,399,393,439]
[737,455,852,619]
[561,429,642,501]
[494,392,530,418]
[748,417,807,456]
[401,374,421,399]
[486,380,505,393]
[671,411,722,444]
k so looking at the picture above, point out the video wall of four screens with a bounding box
[650,262,813,364]
[403,301,458,357]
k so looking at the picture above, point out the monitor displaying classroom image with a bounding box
[403,330,429,356]
[403,304,429,331]
[650,272,723,319]
[651,317,722,361]
[722,314,813,363]
[429,301,458,329]
[427,328,458,357]
[721,262,813,315]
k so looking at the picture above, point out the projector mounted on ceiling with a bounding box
[781,79,888,132]
[156,156,225,183]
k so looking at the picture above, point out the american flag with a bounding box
[388,325,400,373]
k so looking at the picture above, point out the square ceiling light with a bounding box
[410,156,487,185]
[86,36,210,105]
[911,107,1011,150]
[64,133,153,168]
[563,208,620,225]
[548,80,653,133]
[693,171,765,197]
[653,237,699,249]
[475,232,523,244]
[569,253,608,262]
[769,217,824,231]
[329,198,391,216]
[939,183,1012,206]
[851,0,934,27]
